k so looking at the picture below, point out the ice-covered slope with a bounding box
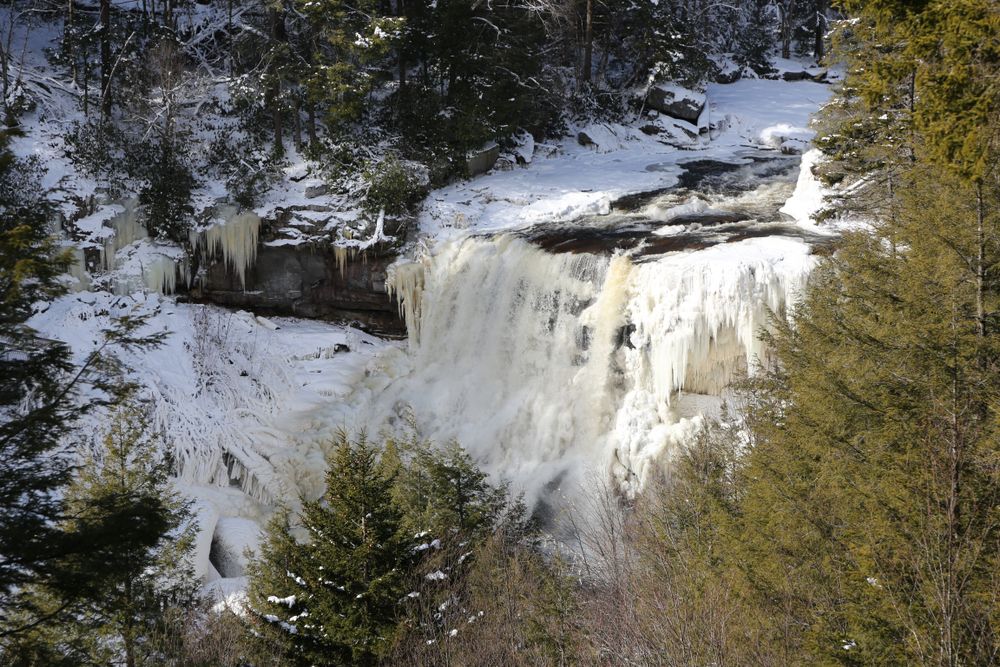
[28,292,394,584]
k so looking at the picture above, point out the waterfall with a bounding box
[379,233,814,503]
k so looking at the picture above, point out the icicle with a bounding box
[356,234,815,505]
[333,245,353,278]
[68,247,92,291]
[385,259,426,344]
[101,198,145,271]
[142,254,190,295]
[192,208,261,289]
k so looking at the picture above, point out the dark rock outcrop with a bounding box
[466,143,501,177]
[193,243,405,336]
[645,85,706,124]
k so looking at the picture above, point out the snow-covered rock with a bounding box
[646,84,706,124]
[210,517,263,578]
[466,142,500,176]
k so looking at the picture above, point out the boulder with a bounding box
[209,517,262,578]
[715,67,743,84]
[781,70,812,81]
[304,183,329,199]
[466,142,500,177]
[645,84,706,124]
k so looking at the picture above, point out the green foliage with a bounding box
[296,0,399,128]
[2,402,199,666]
[732,165,1000,663]
[0,124,73,619]
[361,156,428,217]
[392,0,561,172]
[139,141,195,244]
[248,432,414,666]
[0,123,173,646]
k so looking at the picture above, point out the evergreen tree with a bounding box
[247,432,414,666]
[0,123,168,639]
[388,437,511,539]
[733,169,1000,664]
[2,402,199,667]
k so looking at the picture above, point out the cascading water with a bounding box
[362,158,822,507]
[372,243,812,505]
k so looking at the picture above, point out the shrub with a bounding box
[361,156,428,217]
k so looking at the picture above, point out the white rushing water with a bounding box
[366,229,815,506]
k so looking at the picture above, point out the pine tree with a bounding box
[732,168,1000,663]
[247,432,414,666]
[0,123,168,639]
[388,437,511,539]
[2,402,199,666]
[66,402,198,667]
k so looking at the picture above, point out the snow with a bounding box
[417,78,832,240]
[780,148,832,229]
[211,517,263,578]
[363,232,815,506]
[12,4,841,601]
[27,291,394,598]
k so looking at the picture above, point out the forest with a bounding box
[1,0,999,665]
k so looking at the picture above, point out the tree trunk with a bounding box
[779,3,791,60]
[100,0,111,118]
[307,98,318,152]
[68,0,78,86]
[814,1,826,59]
[269,7,284,158]
[292,96,302,149]
[582,0,593,84]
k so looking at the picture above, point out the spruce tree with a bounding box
[733,168,1000,664]
[1,402,199,666]
[0,123,168,639]
[248,432,413,666]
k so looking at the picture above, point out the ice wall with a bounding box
[381,234,814,502]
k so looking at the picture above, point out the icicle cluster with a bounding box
[386,259,426,344]
[143,254,190,295]
[101,199,145,270]
[191,207,261,288]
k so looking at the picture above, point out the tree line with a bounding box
[1,0,834,247]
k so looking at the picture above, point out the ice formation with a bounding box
[386,259,426,343]
[191,207,261,288]
[142,253,188,295]
[100,198,145,270]
[91,200,192,295]
[376,233,814,503]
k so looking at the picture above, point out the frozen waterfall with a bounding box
[375,232,815,504]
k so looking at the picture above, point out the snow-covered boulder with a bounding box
[466,142,500,176]
[576,123,629,153]
[210,517,263,578]
[190,500,221,581]
[513,130,534,165]
[645,84,706,124]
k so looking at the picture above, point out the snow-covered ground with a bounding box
[418,78,833,240]
[29,292,394,599]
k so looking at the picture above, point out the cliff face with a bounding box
[193,244,405,337]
